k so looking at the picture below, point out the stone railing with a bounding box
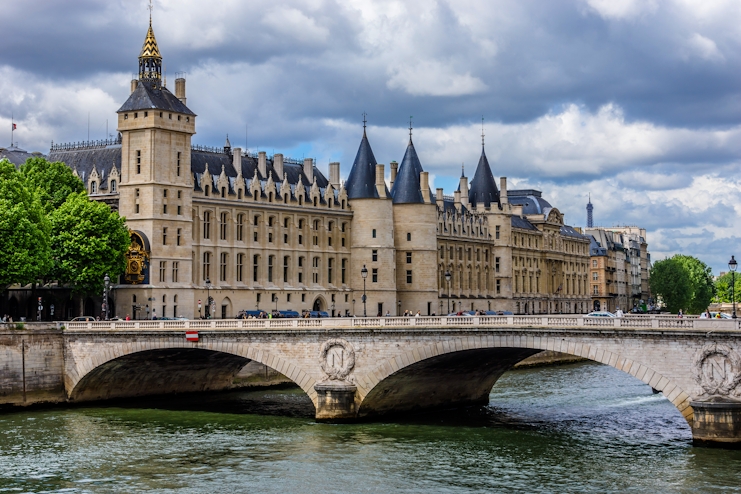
[63,315,741,332]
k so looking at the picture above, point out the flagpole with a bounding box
[11,112,13,147]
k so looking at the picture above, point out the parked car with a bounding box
[309,311,330,318]
[709,312,733,319]
[586,311,616,318]
[278,310,300,318]
[484,310,514,316]
[236,310,264,319]
[70,316,96,322]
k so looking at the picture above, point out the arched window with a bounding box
[110,180,116,192]
[90,182,96,194]
[205,185,210,196]
[238,189,242,199]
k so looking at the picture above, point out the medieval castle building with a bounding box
[31,20,592,319]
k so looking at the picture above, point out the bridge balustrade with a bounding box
[55,314,741,332]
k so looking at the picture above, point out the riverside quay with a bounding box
[2,314,741,448]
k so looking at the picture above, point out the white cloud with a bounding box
[583,0,659,20]
[262,7,330,44]
[682,33,725,62]
[386,60,488,97]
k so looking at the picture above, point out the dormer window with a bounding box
[90,182,96,194]
[110,180,116,192]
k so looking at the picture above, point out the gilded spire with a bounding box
[138,4,163,84]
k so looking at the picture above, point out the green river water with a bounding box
[1,362,739,493]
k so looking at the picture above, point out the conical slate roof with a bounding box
[468,146,500,209]
[390,139,425,204]
[344,130,388,199]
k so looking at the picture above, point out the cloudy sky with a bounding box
[1,0,740,273]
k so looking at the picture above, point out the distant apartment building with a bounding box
[586,227,650,312]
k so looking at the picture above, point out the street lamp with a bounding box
[198,299,202,319]
[445,271,451,314]
[205,278,211,319]
[361,264,368,317]
[729,255,737,319]
[398,300,401,316]
[104,274,110,320]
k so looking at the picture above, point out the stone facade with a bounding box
[3,19,591,321]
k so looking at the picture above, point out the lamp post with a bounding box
[103,274,110,320]
[445,271,451,314]
[352,299,355,317]
[198,299,202,319]
[730,255,737,319]
[398,300,401,316]
[205,278,211,319]
[361,264,368,317]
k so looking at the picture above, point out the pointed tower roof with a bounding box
[139,21,162,60]
[390,139,425,204]
[344,127,388,199]
[468,145,500,209]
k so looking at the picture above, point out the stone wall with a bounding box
[0,328,66,406]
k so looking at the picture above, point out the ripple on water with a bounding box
[0,362,740,493]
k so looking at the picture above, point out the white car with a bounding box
[586,311,616,318]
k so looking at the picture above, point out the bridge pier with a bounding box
[690,400,741,448]
[314,382,358,422]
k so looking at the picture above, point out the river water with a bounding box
[1,362,739,493]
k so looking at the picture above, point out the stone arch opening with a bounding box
[312,297,325,312]
[355,339,693,425]
[68,345,318,409]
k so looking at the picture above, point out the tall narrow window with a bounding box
[407,232,411,241]
[406,270,412,284]
[283,256,289,283]
[203,252,211,280]
[110,180,116,192]
[341,258,347,284]
[177,151,181,176]
[372,250,378,262]
[312,257,319,284]
[372,268,378,283]
[220,252,227,282]
[237,214,244,241]
[159,261,166,282]
[136,150,141,174]
[253,255,259,282]
[328,258,333,284]
[236,254,243,282]
[495,225,500,240]
[162,227,167,245]
[406,252,412,264]
[172,262,179,283]
[298,257,304,284]
[220,212,228,240]
[495,257,500,273]
[177,228,181,246]
[268,256,274,283]
[372,229,376,238]
[203,212,211,239]
[496,279,501,294]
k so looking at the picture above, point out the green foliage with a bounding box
[0,160,51,288]
[714,272,741,304]
[673,255,715,313]
[649,258,691,313]
[20,157,84,213]
[48,192,129,295]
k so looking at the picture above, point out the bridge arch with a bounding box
[66,339,319,406]
[354,335,694,424]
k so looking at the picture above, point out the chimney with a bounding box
[274,153,284,182]
[329,162,340,188]
[130,79,138,93]
[436,188,444,209]
[420,172,430,204]
[500,177,508,205]
[390,161,398,188]
[460,176,469,207]
[375,164,386,198]
[175,77,186,104]
[232,147,242,175]
[258,151,267,178]
[454,190,461,211]
[303,158,314,183]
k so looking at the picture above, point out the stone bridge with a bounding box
[57,315,741,447]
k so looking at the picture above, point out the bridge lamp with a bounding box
[398,300,401,316]
[361,265,368,318]
[103,274,110,321]
[445,271,451,314]
[729,256,737,319]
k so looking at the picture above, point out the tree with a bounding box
[48,192,129,296]
[0,160,51,289]
[714,272,741,304]
[20,157,84,213]
[673,255,715,314]
[649,258,691,313]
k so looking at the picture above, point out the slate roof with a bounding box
[589,235,608,256]
[468,146,500,209]
[48,145,121,190]
[508,190,553,215]
[511,215,539,231]
[560,225,590,240]
[390,139,429,204]
[344,130,388,199]
[118,80,195,116]
[0,146,45,167]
